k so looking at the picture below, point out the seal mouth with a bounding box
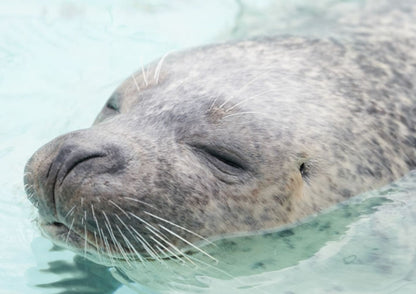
[38,218,207,265]
[38,219,130,264]
[38,219,94,250]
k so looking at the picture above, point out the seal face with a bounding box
[24,34,416,264]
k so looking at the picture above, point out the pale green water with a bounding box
[0,1,415,293]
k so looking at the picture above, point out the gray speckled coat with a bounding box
[24,0,416,263]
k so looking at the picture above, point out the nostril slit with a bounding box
[59,153,106,187]
[52,222,64,227]
[46,162,53,179]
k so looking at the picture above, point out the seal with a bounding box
[24,6,416,266]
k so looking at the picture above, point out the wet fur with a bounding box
[24,2,416,266]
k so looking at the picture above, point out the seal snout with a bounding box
[24,130,129,224]
[51,144,106,188]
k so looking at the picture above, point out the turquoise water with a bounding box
[0,1,415,293]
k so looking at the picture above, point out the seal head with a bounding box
[24,37,416,264]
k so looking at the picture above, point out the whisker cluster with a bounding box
[56,198,221,275]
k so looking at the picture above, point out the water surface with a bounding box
[0,1,415,293]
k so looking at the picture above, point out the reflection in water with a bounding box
[107,171,416,293]
[27,242,121,294]
[113,193,391,292]
[36,256,121,294]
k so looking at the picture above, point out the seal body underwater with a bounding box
[24,3,415,265]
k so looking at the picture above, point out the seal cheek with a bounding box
[286,173,304,200]
[268,173,305,223]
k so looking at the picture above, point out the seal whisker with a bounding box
[144,211,216,247]
[158,224,218,263]
[113,214,152,263]
[155,245,175,263]
[146,224,194,265]
[223,111,267,119]
[93,230,104,263]
[115,224,145,263]
[106,223,133,266]
[83,218,88,259]
[91,204,105,250]
[64,205,77,218]
[149,231,196,266]
[124,197,159,211]
[128,212,162,234]
[65,217,76,245]
[208,96,219,112]
[82,210,89,259]
[109,200,130,219]
[154,51,172,84]
[149,236,186,265]
[128,225,164,263]
[27,191,35,200]
[141,62,148,87]
[218,68,273,109]
[131,74,140,93]
[101,229,116,266]
[143,223,170,244]
[225,89,277,112]
[102,212,132,265]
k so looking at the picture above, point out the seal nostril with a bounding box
[299,161,312,181]
[46,161,53,179]
[300,163,306,175]
[52,222,64,227]
[58,153,106,186]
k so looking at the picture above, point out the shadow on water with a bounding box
[34,252,121,294]
[200,196,391,276]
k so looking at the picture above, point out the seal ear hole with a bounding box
[299,162,309,179]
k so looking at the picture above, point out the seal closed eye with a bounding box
[195,144,246,171]
[191,144,249,184]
